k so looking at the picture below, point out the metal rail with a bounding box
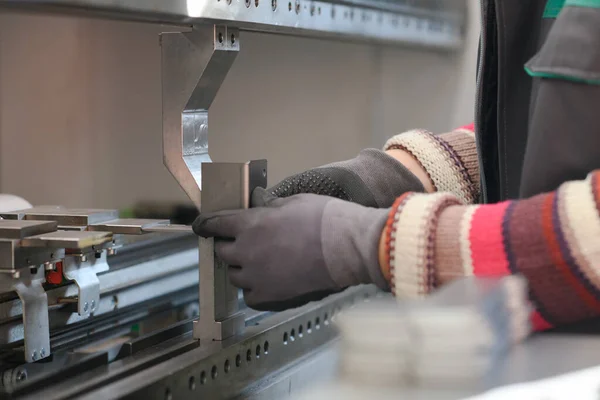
[0,0,466,49]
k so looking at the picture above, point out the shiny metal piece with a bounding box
[42,286,378,400]
[200,160,268,213]
[141,224,193,233]
[88,218,170,235]
[194,161,267,342]
[0,0,465,49]
[62,251,110,316]
[9,208,118,226]
[0,247,199,345]
[20,231,112,249]
[0,206,64,220]
[0,220,58,239]
[161,25,240,209]
[0,268,50,363]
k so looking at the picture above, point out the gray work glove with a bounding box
[269,149,424,207]
[192,188,389,311]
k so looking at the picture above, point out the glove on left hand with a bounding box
[192,188,389,311]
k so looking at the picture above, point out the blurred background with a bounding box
[0,0,479,209]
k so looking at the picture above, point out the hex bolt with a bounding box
[107,248,116,256]
[31,351,37,361]
[15,369,27,382]
[44,262,54,271]
[40,348,46,357]
[83,302,89,312]
[12,271,20,279]
[91,300,96,311]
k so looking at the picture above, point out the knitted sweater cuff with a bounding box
[383,192,462,299]
[384,127,480,204]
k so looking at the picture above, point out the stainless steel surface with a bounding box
[0,220,58,239]
[0,239,65,270]
[0,246,199,344]
[20,231,112,249]
[200,160,268,213]
[89,218,170,235]
[0,0,465,48]
[62,252,109,316]
[195,161,268,342]
[161,25,240,209]
[141,224,193,233]
[0,268,51,363]
[17,285,377,399]
[2,209,119,226]
[0,206,65,220]
[195,237,245,342]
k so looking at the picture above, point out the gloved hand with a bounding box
[192,188,389,311]
[269,149,424,207]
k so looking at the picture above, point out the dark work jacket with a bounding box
[476,0,600,202]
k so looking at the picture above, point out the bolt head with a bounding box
[91,300,96,311]
[31,351,37,361]
[15,369,27,382]
[40,348,46,357]
[83,302,89,312]
[79,255,88,262]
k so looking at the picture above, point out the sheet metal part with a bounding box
[0,268,51,363]
[0,221,58,240]
[161,24,240,209]
[195,160,268,342]
[0,0,465,49]
[0,209,119,226]
[62,252,110,316]
[19,231,112,250]
[141,224,193,233]
[88,218,170,235]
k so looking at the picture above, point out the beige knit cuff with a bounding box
[389,192,462,300]
[384,129,480,204]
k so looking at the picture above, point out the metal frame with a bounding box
[0,0,466,49]
[11,285,379,399]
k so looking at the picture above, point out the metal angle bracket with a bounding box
[62,251,109,316]
[161,24,240,209]
[0,268,50,363]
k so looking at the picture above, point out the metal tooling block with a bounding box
[0,220,58,239]
[8,209,119,226]
[0,239,65,270]
[89,218,170,235]
[20,231,112,249]
[0,205,64,220]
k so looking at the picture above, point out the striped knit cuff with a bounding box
[388,192,463,299]
[384,128,480,204]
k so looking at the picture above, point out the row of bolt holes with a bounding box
[172,311,334,397]
[216,0,438,32]
[283,311,331,345]
[218,0,317,15]
[182,340,270,394]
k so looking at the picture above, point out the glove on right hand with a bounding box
[269,148,424,208]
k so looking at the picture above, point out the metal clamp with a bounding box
[62,251,109,316]
[0,268,50,363]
